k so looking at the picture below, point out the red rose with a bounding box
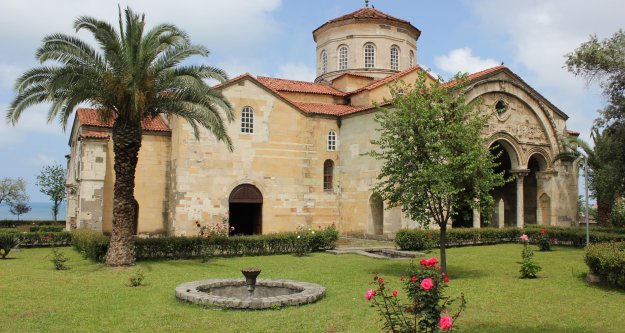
[540,229,546,235]
[411,276,417,282]
[392,290,398,297]
[378,277,384,284]
[400,276,404,281]
[443,274,450,283]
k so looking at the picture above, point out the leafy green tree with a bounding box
[369,72,506,274]
[7,7,233,266]
[566,31,625,217]
[9,201,31,221]
[0,177,28,206]
[36,163,66,222]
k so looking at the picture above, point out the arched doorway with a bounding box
[524,156,541,225]
[370,193,384,235]
[229,184,262,235]
[489,141,516,227]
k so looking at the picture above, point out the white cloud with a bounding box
[0,103,66,147]
[275,63,316,81]
[435,48,500,76]
[30,154,58,167]
[0,63,21,89]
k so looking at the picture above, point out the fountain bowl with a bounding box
[175,278,325,309]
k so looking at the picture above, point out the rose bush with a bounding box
[366,257,466,332]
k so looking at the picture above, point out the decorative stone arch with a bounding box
[486,132,522,169]
[228,183,263,235]
[369,193,384,236]
[465,79,560,157]
[525,149,551,171]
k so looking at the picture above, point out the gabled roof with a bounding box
[443,65,568,119]
[313,7,420,39]
[256,76,347,96]
[293,102,373,116]
[76,108,171,132]
[79,131,110,140]
[348,65,435,94]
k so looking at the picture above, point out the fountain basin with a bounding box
[175,279,325,309]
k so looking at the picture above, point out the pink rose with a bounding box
[439,316,452,331]
[392,290,398,297]
[420,278,434,290]
[365,289,376,301]
[520,234,529,242]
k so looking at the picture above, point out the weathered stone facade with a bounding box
[66,5,579,237]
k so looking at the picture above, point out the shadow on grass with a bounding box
[470,324,582,333]
[446,264,489,280]
[575,272,625,295]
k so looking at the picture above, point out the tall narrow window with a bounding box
[390,46,399,71]
[338,45,348,70]
[323,160,334,191]
[364,43,375,68]
[241,106,254,134]
[321,50,328,74]
[409,50,415,67]
[327,130,337,151]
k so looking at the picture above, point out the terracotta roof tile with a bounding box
[292,102,373,116]
[76,108,170,132]
[348,65,433,94]
[313,7,420,38]
[566,129,580,136]
[332,72,375,81]
[443,65,505,88]
[256,76,347,96]
[79,131,110,140]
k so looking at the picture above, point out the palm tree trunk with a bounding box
[106,118,142,266]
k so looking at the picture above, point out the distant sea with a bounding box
[0,202,67,221]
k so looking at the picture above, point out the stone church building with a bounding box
[65,5,579,237]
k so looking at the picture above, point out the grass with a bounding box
[0,244,623,332]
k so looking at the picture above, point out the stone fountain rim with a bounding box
[175,278,326,309]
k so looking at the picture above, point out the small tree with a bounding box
[36,163,66,222]
[0,177,28,206]
[369,72,506,274]
[9,201,31,221]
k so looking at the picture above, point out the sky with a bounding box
[0,0,623,202]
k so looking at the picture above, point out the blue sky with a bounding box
[0,0,622,202]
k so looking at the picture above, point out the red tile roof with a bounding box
[256,76,347,96]
[76,108,170,132]
[79,131,110,140]
[443,65,505,88]
[313,7,420,38]
[293,102,373,116]
[566,129,580,137]
[348,65,434,94]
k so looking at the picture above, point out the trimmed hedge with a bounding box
[395,226,625,250]
[0,220,64,228]
[0,231,71,248]
[29,225,65,232]
[585,242,625,289]
[72,226,339,262]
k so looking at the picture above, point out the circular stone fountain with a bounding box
[175,269,325,309]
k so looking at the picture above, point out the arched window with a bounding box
[338,45,348,70]
[364,43,375,68]
[327,130,337,151]
[323,160,334,191]
[241,106,254,134]
[390,46,399,71]
[321,50,328,74]
[409,50,415,67]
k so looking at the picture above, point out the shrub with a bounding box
[366,257,466,332]
[71,229,109,262]
[396,226,625,250]
[585,242,625,289]
[537,229,551,251]
[10,232,71,247]
[29,225,65,232]
[50,248,70,270]
[519,234,541,279]
[0,233,19,259]
[126,270,146,287]
[0,220,63,228]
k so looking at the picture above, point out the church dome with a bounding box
[313,6,421,83]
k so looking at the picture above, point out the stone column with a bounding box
[513,170,529,228]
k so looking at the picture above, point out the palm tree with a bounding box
[7,7,234,266]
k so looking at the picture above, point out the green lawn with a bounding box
[0,244,623,332]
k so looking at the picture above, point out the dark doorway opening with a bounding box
[228,184,263,235]
[489,142,516,227]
